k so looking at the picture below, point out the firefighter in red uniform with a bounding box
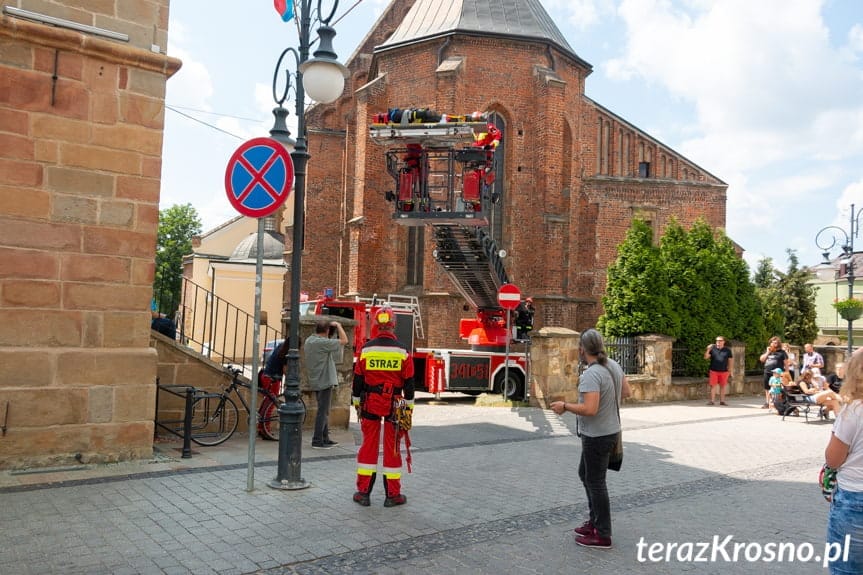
[352,306,415,507]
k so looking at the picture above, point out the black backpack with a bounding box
[773,393,792,416]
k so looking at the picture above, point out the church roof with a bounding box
[376,0,588,67]
[229,230,285,261]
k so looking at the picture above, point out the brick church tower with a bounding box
[296,0,726,348]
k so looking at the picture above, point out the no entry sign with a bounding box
[498,283,521,310]
[224,137,294,218]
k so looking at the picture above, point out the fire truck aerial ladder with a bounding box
[368,108,528,400]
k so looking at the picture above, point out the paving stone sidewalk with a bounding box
[0,397,836,574]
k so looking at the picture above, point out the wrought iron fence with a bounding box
[671,344,689,376]
[605,336,645,375]
[152,276,282,375]
[152,271,182,319]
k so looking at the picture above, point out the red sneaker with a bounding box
[573,520,595,536]
[574,532,612,549]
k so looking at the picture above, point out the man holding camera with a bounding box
[304,320,348,449]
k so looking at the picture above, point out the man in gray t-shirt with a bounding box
[304,320,347,449]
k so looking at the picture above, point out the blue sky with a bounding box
[161,0,863,273]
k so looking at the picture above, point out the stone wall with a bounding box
[528,326,579,408]
[529,331,760,405]
[0,5,180,469]
[818,345,850,373]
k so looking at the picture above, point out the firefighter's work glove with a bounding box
[352,396,361,417]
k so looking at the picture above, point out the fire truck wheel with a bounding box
[495,371,525,401]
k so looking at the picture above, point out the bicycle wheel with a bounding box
[258,398,281,441]
[189,394,239,446]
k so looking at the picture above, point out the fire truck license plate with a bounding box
[448,356,491,390]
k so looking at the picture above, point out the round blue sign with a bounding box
[224,137,294,218]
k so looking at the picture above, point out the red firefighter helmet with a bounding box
[375,306,396,330]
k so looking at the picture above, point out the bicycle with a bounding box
[188,365,284,446]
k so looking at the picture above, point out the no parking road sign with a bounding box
[224,137,294,218]
[498,283,521,310]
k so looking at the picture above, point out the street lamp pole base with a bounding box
[267,478,311,490]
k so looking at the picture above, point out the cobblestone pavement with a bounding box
[0,396,837,574]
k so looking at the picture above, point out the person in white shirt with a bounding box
[824,350,863,574]
[783,343,798,380]
[811,367,828,389]
[802,343,825,374]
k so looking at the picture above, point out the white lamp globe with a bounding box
[299,25,348,104]
[301,60,346,104]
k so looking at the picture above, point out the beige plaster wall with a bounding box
[181,217,287,362]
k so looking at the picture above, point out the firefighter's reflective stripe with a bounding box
[357,466,376,476]
[382,468,401,479]
[361,345,409,355]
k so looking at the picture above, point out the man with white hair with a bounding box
[801,343,825,374]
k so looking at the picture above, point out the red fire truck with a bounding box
[303,108,529,400]
[304,292,528,401]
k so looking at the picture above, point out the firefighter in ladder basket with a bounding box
[352,306,415,507]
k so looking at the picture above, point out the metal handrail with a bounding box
[154,276,282,375]
[154,379,194,458]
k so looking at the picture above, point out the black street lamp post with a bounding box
[815,203,863,359]
[267,0,347,490]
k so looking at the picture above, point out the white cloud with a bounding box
[545,0,616,31]
[563,0,600,30]
[601,0,863,271]
[164,47,214,111]
[606,0,863,144]
[612,1,845,123]
[848,24,863,56]
[836,179,863,225]
[809,107,863,160]
[370,0,390,15]
[167,18,187,45]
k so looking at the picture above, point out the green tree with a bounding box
[661,219,733,375]
[598,219,679,337]
[753,257,777,289]
[727,245,767,371]
[154,204,201,317]
[777,249,818,345]
[753,257,784,339]
[600,217,766,375]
